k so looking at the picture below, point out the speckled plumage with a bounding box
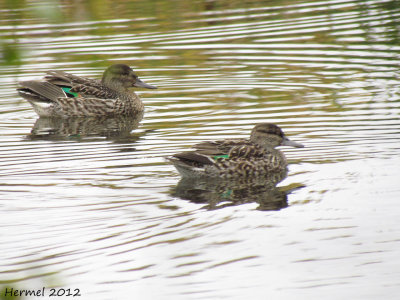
[17,64,156,117]
[168,123,304,179]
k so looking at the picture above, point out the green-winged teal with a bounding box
[17,64,156,117]
[168,123,304,179]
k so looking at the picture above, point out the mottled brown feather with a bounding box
[17,64,155,117]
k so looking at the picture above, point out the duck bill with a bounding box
[282,137,304,148]
[133,78,157,89]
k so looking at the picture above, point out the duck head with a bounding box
[102,64,157,90]
[250,123,304,149]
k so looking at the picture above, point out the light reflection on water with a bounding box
[0,0,400,299]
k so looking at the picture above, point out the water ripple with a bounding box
[0,0,400,299]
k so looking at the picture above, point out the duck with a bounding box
[168,123,304,179]
[17,64,157,117]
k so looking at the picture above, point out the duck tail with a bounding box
[17,81,66,103]
[167,151,215,177]
[170,151,214,167]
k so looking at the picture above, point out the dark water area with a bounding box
[0,0,400,299]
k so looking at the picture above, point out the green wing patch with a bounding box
[213,154,229,160]
[61,86,79,97]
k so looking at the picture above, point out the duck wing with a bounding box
[69,84,116,99]
[45,70,98,87]
[228,144,266,159]
[45,71,115,99]
[194,139,252,156]
[170,151,214,168]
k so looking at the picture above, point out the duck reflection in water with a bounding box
[27,113,144,141]
[172,171,304,211]
[168,123,304,210]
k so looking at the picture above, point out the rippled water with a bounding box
[1,0,400,299]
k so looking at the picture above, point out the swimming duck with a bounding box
[168,123,304,179]
[17,64,156,117]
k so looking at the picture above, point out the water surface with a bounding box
[0,0,400,299]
